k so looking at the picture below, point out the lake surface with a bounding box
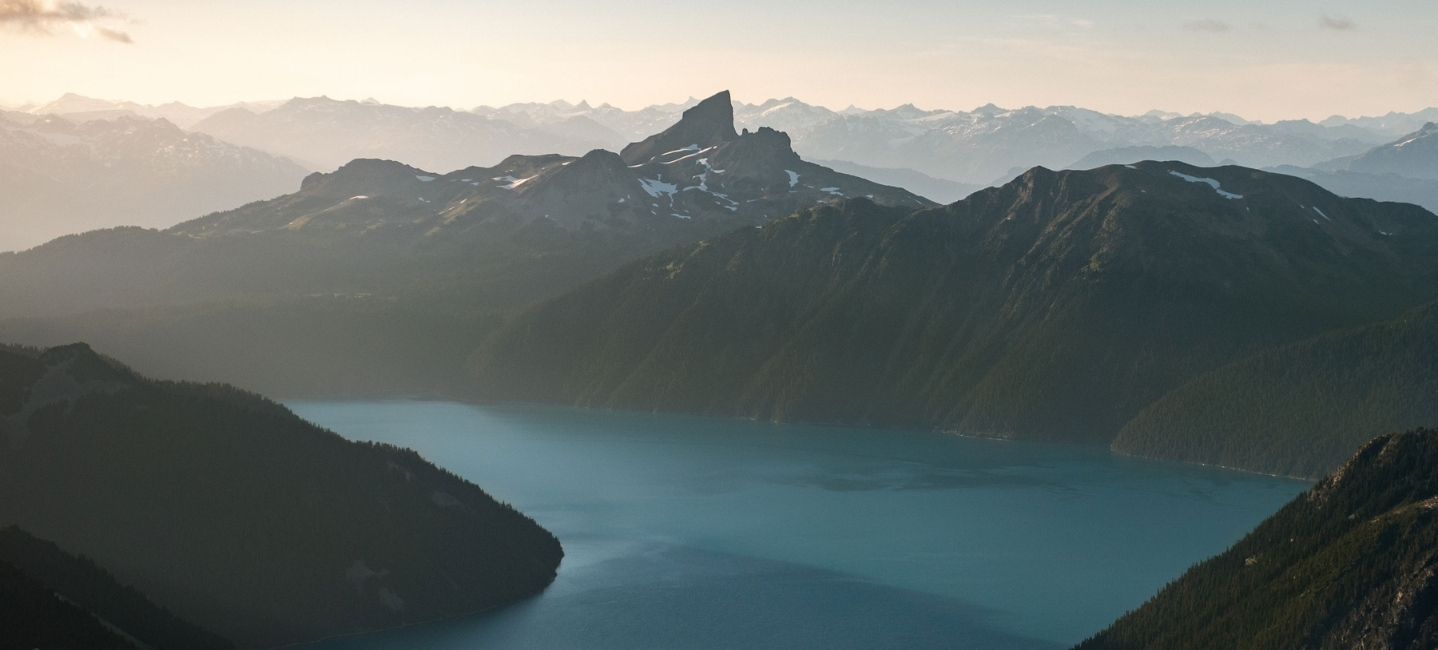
[289,401,1307,650]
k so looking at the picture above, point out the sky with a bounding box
[0,0,1435,122]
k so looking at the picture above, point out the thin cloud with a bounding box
[1319,15,1356,31]
[0,0,132,42]
[95,25,127,42]
[1184,19,1231,33]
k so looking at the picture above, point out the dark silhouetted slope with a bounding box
[0,343,562,648]
[0,560,139,650]
[1078,430,1438,650]
[0,526,232,650]
[473,162,1438,443]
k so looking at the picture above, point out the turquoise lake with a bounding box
[288,401,1308,649]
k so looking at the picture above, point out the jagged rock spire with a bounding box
[620,91,739,165]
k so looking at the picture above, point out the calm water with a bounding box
[289,401,1307,650]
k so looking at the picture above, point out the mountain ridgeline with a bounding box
[0,91,929,398]
[0,343,563,648]
[473,162,1438,446]
[1078,429,1438,650]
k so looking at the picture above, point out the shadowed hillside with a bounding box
[0,343,562,648]
[0,526,232,650]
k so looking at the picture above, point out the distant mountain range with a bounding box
[0,92,928,397]
[189,97,625,172]
[22,91,1437,200]
[1340,122,1438,180]
[0,112,308,251]
[6,90,1438,476]
[0,342,562,648]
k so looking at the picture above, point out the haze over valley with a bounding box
[3,1,1438,648]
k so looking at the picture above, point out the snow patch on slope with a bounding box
[1169,171,1243,199]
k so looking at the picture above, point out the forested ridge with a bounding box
[473,162,1438,449]
[1114,302,1438,478]
[1078,429,1438,650]
[0,342,563,648]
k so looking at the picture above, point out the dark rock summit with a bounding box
[620,90,740,165]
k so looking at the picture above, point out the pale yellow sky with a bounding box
[1,0,1435,121]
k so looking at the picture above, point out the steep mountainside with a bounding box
[0,91,927,398]
[472,162,1438,443]
[1113,302,1438,478]
[0,343,563,648]
[0,526,232,650]
[0,113,307,251]
[1343,123,1438,180]
[1078,430,1438,650]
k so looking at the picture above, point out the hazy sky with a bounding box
[1,0,1435,121]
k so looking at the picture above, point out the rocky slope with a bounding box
[0,343,563,647]
[472,162,1438,443]
[1078,429,1438,650]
